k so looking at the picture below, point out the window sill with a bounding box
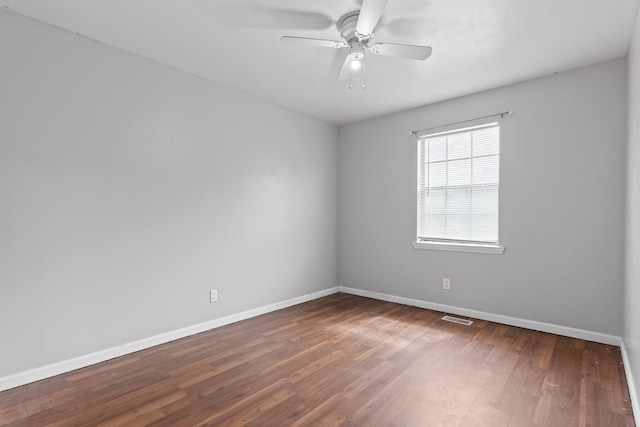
[412,241,505,254]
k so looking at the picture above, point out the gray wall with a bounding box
[338,59,627,336]
[624,5,640,410]
[0,10,338,377]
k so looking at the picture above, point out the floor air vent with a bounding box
[441,315,473,326]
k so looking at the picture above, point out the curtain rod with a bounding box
[409,110,512,136]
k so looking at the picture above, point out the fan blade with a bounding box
[281,36,348,48]
[370,43,432,60]
[383,18,436,38]
[214,5,332,30]
[264,9,332,30]
[356,0,389,37]
[338,55,351,80]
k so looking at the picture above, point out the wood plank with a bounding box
[0,293,634,426]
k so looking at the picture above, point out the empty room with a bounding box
[1,0,640,426]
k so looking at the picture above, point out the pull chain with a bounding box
[362,52,366,90]
[349,47,353,90]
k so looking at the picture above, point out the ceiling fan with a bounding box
[280,0,432,87]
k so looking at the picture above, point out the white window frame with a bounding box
[413,119,505,255]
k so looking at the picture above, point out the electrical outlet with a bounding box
[443,278,451,290]
[210,289,218,303]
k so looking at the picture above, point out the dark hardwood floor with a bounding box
[0,293,635,426]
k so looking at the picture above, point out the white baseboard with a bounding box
[0,287,339,392]
[337,286,622,346]
[620,339,640,422]
[1,285,625,393]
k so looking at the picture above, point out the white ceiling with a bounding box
[3,0,638,125]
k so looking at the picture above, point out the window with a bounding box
[414,121,504,254]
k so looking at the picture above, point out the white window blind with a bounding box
[417,122,500,244]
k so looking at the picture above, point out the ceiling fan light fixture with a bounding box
[349,47,365,70]
[349,51,365,61]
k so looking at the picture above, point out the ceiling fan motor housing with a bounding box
[337,12,371,43]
